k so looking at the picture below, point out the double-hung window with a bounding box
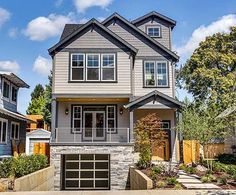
[71,54,85,81]
[147,26,161,37]
[72,106,82,133]
[86,54,100,81]
[11,122,19,140]
[101,54,115,81]
[0,119,7,143]
[70,53,116,82]
[106,106,116,133]
[144,61,168,87]
[3,80,10,99]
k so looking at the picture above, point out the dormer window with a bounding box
[146,26,161,37]
[11,85,18,102]
[3,80,10,99]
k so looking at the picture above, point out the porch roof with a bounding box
[124,90,183,111]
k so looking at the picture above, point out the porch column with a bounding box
[51,98,57,141]
[129,110,134,142]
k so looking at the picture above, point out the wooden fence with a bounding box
[183,140,225,164]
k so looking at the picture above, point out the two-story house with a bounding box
[49,11,182,191]
[0,71,29,157]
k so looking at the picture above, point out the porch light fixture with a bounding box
[65,108,69,115]
[119,107,124,115]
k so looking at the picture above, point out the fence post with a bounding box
[127,128,130,143]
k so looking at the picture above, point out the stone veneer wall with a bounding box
[50,145,134,190]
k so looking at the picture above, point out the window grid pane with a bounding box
[3,81,10,98]
[73,106,82,132]
[145,62,155,86]
[71,54,84,81]
[107,106,116,132]
[157,62,167,86]
[147,27,160,37]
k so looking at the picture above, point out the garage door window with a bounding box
[63,154,110,190]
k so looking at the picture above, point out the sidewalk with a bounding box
[1,190,236,195]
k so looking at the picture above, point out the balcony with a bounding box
[51,128,132,144]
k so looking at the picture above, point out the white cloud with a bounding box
[0,61,20,73]
[23,13,76,41]
[97,17,105,22]
[55,0,63,7]
[79,18,89,23]
[33,56,52,76]
[0,7,11,28]
[73,0,113,13]
[8,28,18,38]
[175,14,236,63]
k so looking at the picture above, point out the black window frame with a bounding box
[3,79,10,99]
[146,25,161,38]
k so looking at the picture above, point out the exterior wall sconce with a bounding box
[65,108,69,115]
[119,107,124,115]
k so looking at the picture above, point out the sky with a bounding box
[0,0,236,113]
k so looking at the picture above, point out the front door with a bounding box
[83,111,105,141]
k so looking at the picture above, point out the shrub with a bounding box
[185,166,197,174]
[232,174,236,182]
[166,177,178,185]
[217,176,228,185]
[201,174,215,183]
[174,183,183,190]
[217,153,236,165]
[156,180,166,188]
[0,154,48,178]
[178,164,187,171]
[152,165,164,174]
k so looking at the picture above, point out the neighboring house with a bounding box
[25,115,51,159]
[0,71,30,156]
[48,11,182,191]
[217,106,236,156]
[26,114,49,132]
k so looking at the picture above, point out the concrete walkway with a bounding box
[1,190,236,195]
[177,170,221,189]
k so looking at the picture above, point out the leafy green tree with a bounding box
[42,71,52,128]
[30,84,44,99]
[177,27,236,113]
[26,96,45,115]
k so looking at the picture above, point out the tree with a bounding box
[177,27,236,113]
[26,96,45,115]
[30,84,44,100]
[42,71,52,128]
[135,113,166,168]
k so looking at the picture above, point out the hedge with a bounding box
[0,154,48,178]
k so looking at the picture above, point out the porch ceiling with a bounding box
[124,90,183,111]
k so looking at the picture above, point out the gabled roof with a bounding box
[48,19,138,56]
[0,71,29,88]
[124,90,183,111]
[102,13,179,62]
[60,24,83,40]
[0,107,33,122]
[132,11,176,29]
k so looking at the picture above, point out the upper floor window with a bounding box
[0,118,7,143]
[144,61,168,87]
[11,122,20,140]
[147,26,161,37]
[3,80,10,99]
[11,85,18,102]
[70,53,116,82]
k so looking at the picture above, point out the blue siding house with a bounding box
[0,72,30,156]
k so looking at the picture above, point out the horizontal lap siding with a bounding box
[137,20,171,49]
[107,21,162,57]
[134,59,173,97]
[54,51,131,94]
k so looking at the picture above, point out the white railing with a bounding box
[52,128,131,143]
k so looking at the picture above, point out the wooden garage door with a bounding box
[62,154,110,190]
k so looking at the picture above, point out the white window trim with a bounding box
[11,122,20,140]
[106,106,116,133]
[86,53,100,81]
[72,106,82,133]
[101,54,116,81]
[10,84,18,105]
[147,26,161,37]
[0,118,8,144]
[144,61,156,87]
[156,61,168,87]
[144,60,168,87]
[2,79,10,102]
[70,53,85,81]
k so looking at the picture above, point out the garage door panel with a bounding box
[63,154,110,190]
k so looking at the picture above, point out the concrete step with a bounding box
[182,183,221,189]
[177,178,202,183]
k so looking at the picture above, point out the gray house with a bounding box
[0,72,29,157]
[49,11,182,190]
